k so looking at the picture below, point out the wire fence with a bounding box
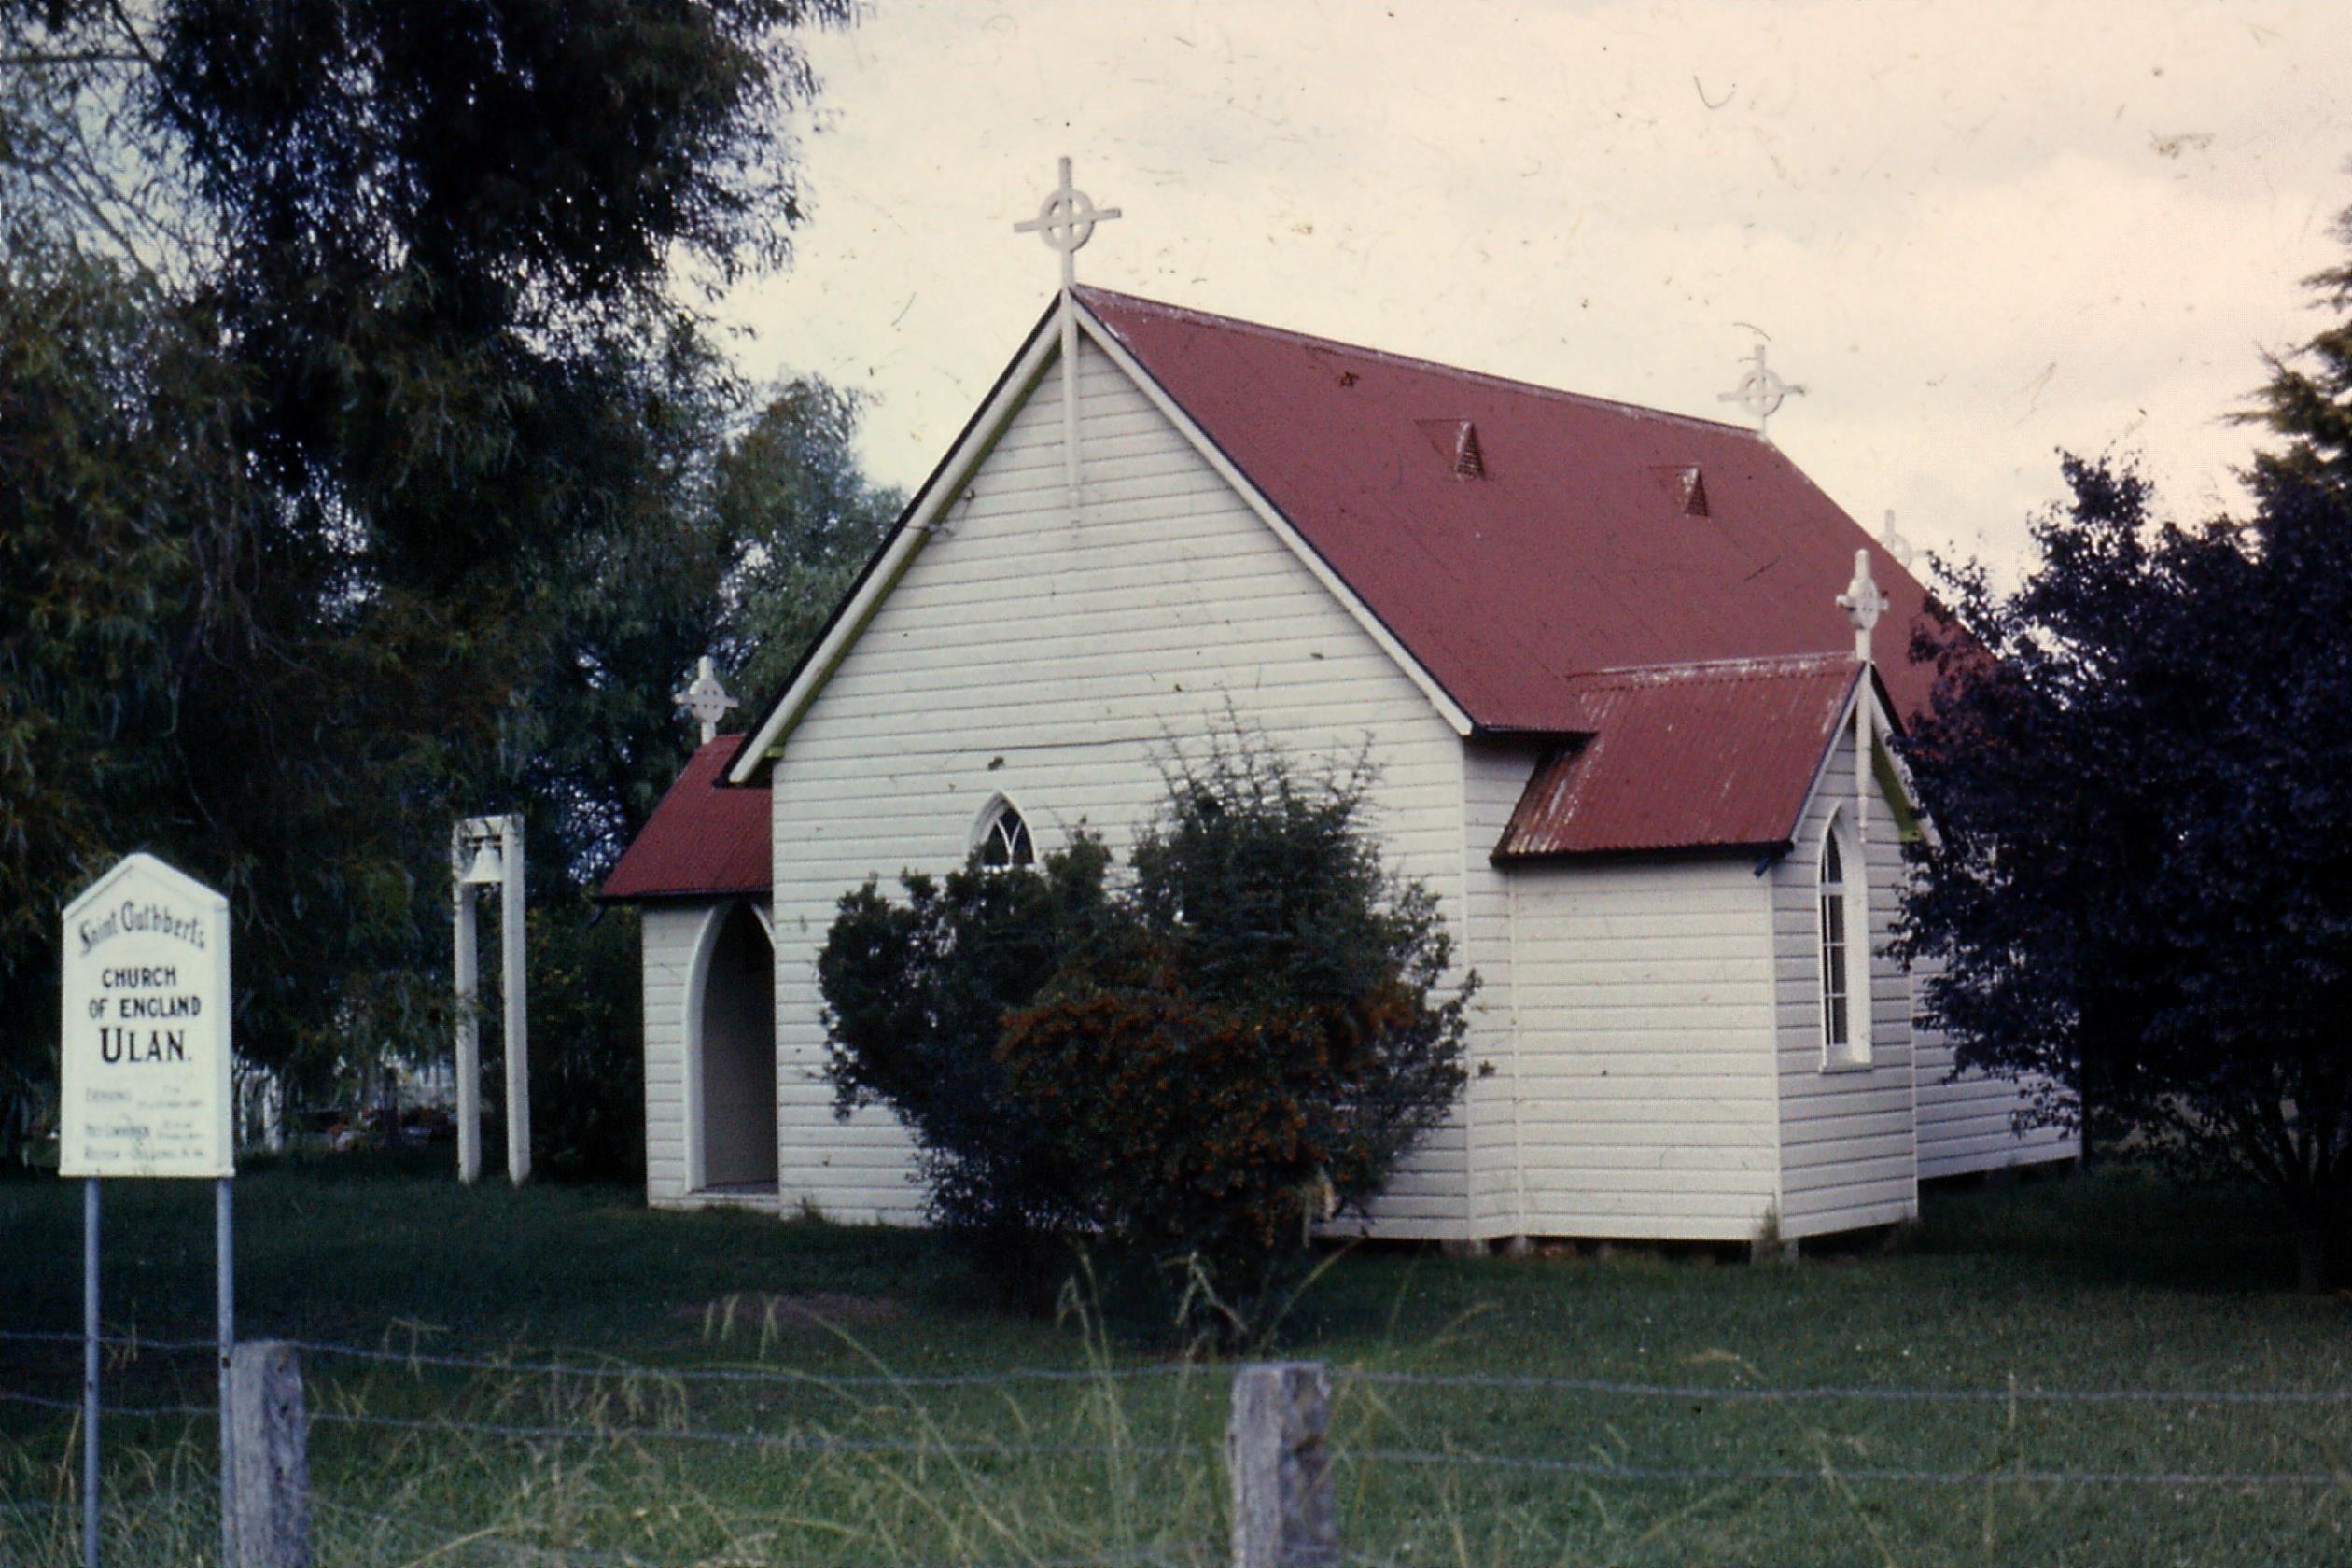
[1343,1445,2351,1489]
[15,1325,2352,1408]
[8,1324,2352,1565]
[1337,1365,2352,1407]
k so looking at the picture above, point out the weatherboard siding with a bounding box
[641,905,699,1206]
[1463,740,1539,1234]
[1770,719,1920,1239]
[760,338,1473,1236]
[1502,857,1781,1241]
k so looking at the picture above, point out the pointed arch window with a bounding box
[974,797,1034,870]
[1818,814,1871,1068]
[1820,833,1850,1050]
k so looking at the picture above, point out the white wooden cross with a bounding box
[1015,156,1122,508]
[1015,155,1122,291]
[1718,341,1806,437]
[1879,508,1916,569]
[1837,548,1888,654]
[674,654,737,744]
[1835,549,1889,845]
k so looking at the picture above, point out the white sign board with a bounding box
[60,853,233,1178]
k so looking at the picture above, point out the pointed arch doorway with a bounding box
[685,901,777,1197]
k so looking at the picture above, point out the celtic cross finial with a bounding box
[1880,508,1916,569]
[673,654,737,745]
[1015,156,1121,291]
[1717,339,1806,437]
[1835,548,1890,846]
[1836,549,1889,658]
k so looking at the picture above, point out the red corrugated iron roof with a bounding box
[1492,655,1864,859]
[599,736,771,901]
[637,289,1936,889]
[1077,287,1940,729]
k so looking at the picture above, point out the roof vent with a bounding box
[1453,423,1485,480]
[1650,464,1709,517]
[1416,418,1486,481]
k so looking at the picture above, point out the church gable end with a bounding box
[790,338,1458,767]
[731,299,1475,784]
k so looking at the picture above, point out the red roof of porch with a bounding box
[599,736,770,901]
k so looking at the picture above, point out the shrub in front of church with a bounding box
[818,833,1120,1279]
[818,742,1473,1337]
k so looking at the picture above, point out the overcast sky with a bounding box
[719,1,2352,579]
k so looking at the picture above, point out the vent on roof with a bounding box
[1650,464,1709,517]
[1454,423,1485,480]
[1415,418,1486,481]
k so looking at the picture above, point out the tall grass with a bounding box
[10,1319,2352,1567]
[1,1300,1237,1568]
[7,1160,2352,1564]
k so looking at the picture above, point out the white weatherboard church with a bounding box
[603,164,2073,1250]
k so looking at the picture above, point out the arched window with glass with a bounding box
[973,795,1034,870]
[1818,811,1870,1068]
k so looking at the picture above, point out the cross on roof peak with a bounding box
[1836,548,1888,656]
[1015,155,1121,291]
[1879,508,1916,569]
[674,655,737,745]
[1718,339,1806,437]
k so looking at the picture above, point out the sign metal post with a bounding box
[82,1177,99,1568]
[60,854,236,1568]
[217,1177,234,1567]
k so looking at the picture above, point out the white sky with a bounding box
[719,0,2352,578]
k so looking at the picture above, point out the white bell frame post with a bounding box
[452,815,529,1184]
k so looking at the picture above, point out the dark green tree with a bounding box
[714,378,903,702]
[537,375,901,875]
[0,231,256,1157]
[0,0,881,1166]
[1897,205,2352,1288]
[2243,203,2352,493]
[519,377,896,1177]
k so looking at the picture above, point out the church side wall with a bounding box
[764,339,1475,1238]
[1503,857,1781,1242]
[1912,956,2079,1178]
[640,904,700,1206]
[1770,721,1920,1239]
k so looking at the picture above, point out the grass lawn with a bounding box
[3,1152,2349,1566]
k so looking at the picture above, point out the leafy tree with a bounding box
[715,378,904,704]
[1897,207,2352,1289]
[2243,203,2352,492]
[0,0,881,1168]
[819,741,1473,1336]
[0,230,254,1157]
[537,375,901,878]
[516,377,895,1177]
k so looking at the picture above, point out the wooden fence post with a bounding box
[1227,1361,1337,1568]
[228,1340,312,1568]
